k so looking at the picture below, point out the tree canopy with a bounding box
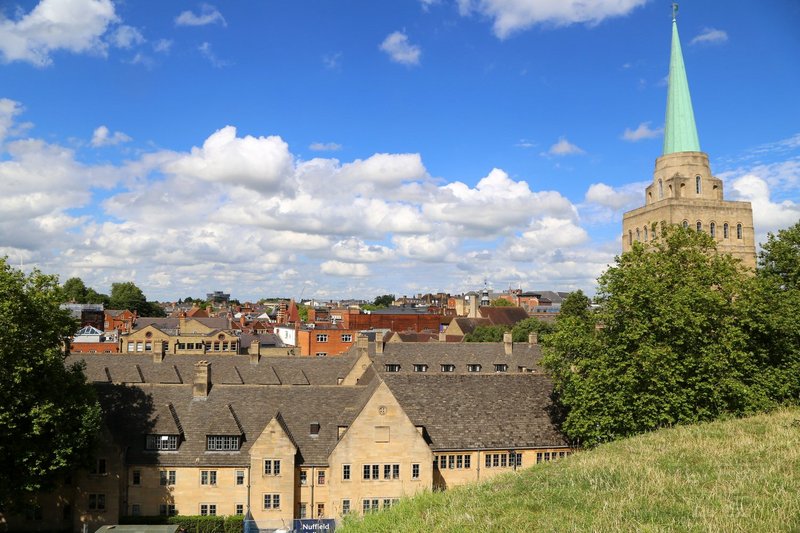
[109,281,165,316]
[542,224,800,446]
[0,259,101,509]
[490,297,513,306]
[464,324,508,342]
[60,276,109,305]
[373,294,396,308]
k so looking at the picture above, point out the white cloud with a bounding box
[506,217,589,261]
[91,125,132,147]
[309,142,342,152]
[110,25,145,49]
[546,137,585,156]
[380,31,421,66]
[175,4,226,27]
[338,153,427,186]
[332,238,394,263]
[163,126,293,193]
[622,122,663,142]
[584,182,641,211]
[321,260,370,277]
[456,0,647,39]
[323,51,342,69]
[198,41,228,67]
[153,39,173,53]
[392,235,459,262]
[0,98,24,144]
[729,174,800,240]
[690,28,728,46]
[515,139,536,149]
[0,0,117,66]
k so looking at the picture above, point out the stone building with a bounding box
[1,336,570,531]
[622,11,756,269]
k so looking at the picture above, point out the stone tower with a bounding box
[622,7,756,269]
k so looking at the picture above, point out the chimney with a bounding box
[193,361,211,399]
[529,332,538,345]
[503,331,513,356]
[249,340,260,365]
[152,342,165,363]
[178,310,187,333]
[356,334,369,357]
[438,331,446,342]
[375,335,384,354]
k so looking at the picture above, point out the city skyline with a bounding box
[1,0,798,301]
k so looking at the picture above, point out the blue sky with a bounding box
[1,0,798,302]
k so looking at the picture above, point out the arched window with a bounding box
[644,226,648,241]
[629,230,633,245]
[696,175,702,194]
[683,220,689,229]
[658,179,663,198]
[723,223,729,239]
[636,228,640,241]
[696,221,702,232]
[710,222,716,238]
[737,223,743,239]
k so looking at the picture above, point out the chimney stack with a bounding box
[178,310,187,333]
[503,331,513,356]
[356,334,369,357]
[152,342,165,363]
[438,331,446,342]
[375,334,384,354]
[249,340,260,365]
[193,361,211,398]
[529,332,538,345]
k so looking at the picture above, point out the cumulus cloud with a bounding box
[729,174,800,239]
[0,98,25,144]
[309,142,342,152]
[153,39,173,53]
[321,260,370,277]
[380,31,421,66]
[506,217,589,261]
[0,0,117,66]
[584,182,642,211]
[110,25,145,49]
[622,122,663,142]
[338,153,427,187]
[175,4,227,27]
[690,28,728,46]
[163,126,293,193]
[546,137,585,156]
[456,0,647,38]
[91,125,132,147]
[198,42,228,67]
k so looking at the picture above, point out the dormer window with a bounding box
[440,364,455,373]
[467,364,481,373]
[384,364,400,372]
[207,435,240,451]
[413,364,428,373]
[146,434,179,451]
[494,364,508,373]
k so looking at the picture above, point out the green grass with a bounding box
[340,408,800,532]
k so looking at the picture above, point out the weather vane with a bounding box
[672,2,679,21]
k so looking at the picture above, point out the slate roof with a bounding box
[450,317,490,335]
[134,317,231,331]
[371,342,542,374]
[382,374,568,450]
[479,306,530,325]
[67,354,359,386]
[96,380,378,467]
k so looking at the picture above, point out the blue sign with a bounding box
[292,519,336,532]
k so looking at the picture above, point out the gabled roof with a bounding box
[479,306,529,325]
[134,316,230,331]
[383,374,568,450]
[372,342,542,374]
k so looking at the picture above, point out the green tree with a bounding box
[542,225,782,446]
[373,294,395,308]
[464,325,509,342]
[60,277,88,302]
[0,259,101,509]
[109,281,165,316]
[559,289,592,320]
[490,297,513,306]
[297,302,309,322]
[511,317,554,342]
[759,220,800,290]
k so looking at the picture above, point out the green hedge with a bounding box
[118,515,243,533]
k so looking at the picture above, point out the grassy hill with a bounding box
[340,408,800,532]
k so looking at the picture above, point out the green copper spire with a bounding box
[663,5,701,154]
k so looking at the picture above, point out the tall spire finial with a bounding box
[672,2,678,22]
[662,7,701,155]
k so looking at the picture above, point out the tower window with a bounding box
[644,226,648,242]
[710,222,716,238]
[683,220,689,229]
[723,223,729,239]
[628,230,632,245]
[658,179,663,198]
[696,221,702,232]
[737,224,743,239]
[696,176,702,194]
[636,228,640,241]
